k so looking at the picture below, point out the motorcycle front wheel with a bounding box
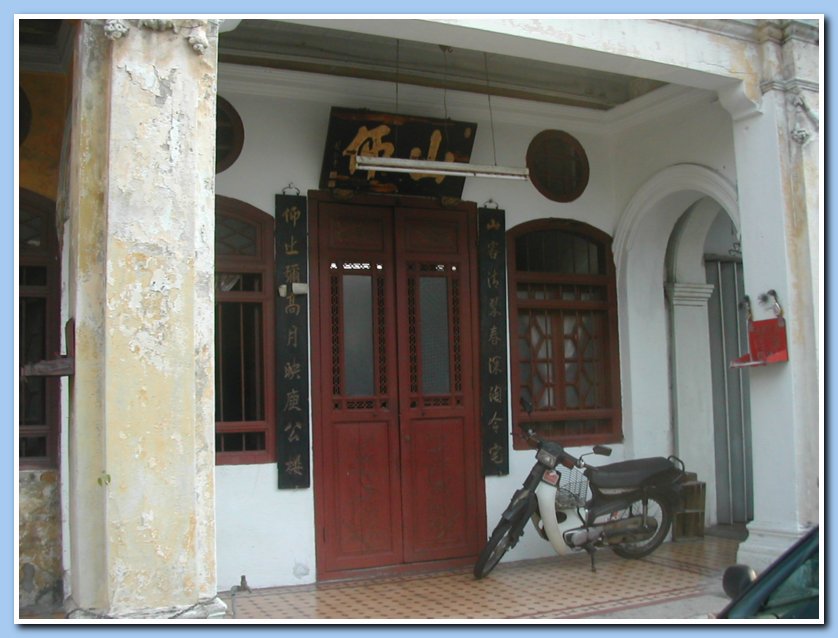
[610,494,672,559]
[473,516,523,579]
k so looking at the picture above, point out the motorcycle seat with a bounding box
[586,457,678,490]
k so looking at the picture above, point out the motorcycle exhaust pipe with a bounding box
[601,515,658,545]
[564,515,658,549]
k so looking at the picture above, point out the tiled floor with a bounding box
[219,535,739,621]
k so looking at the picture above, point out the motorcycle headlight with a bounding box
[536,448,558,468]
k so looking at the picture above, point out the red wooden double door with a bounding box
[311,194,485,579]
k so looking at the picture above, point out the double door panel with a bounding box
[313,200,482,577]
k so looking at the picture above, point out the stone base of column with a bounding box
[736,523,809,573]
[65,596,228,619]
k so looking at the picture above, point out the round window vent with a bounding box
[215,95,244,174]
[526,130,589,203]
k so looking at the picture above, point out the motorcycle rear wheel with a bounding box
[473,517,522,579]
[610,494,672,559]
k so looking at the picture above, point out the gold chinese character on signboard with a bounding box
[488,384,503,404]
[284,360,302,380]
[487,240,500,261]
[488,296,501,318]
[287,325,299,349]
[286,294,301,316]
[283,206,302,228]
[285,421,303,443]
[283,389,302,412]
[489,443,504,466]
[488,325,501,347]
[284,235,300,257]
[487,355,501,375]
[344,125,395,177]
[284,263,301,284]
[487,411,504,433]
[409,129,455,184]
[285,455,304,476]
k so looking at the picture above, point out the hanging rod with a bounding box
[355,155,529,180]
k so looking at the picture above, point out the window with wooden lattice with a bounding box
[19,190,61,467]
[214,197,276,464]
[507,220,622,449]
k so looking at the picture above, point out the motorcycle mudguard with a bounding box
[500,488,539,524]
[534,482,586,556]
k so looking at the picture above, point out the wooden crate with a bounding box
[673,481,706,540]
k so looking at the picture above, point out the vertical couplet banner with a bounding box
[478,207,509,476]
[275,194,311,489]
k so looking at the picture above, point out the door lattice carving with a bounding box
[313,196,483,578]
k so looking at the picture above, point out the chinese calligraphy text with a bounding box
[275,194,311,488]
[478,207,509,475]
[319,107,477,198]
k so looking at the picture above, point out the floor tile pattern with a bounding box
[219,536,739,621]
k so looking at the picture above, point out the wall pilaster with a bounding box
[719,20,820,571]
[65,19,223,617]
[667,283,717,526]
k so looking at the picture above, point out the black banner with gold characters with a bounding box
[275,194,311,489]
[319,107,477,198]
[478,206,509,476]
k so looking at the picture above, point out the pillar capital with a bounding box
[666,282,715,307]
[103,18,218,55]
[718,82,762,123]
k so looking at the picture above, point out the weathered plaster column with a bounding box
[65,19,222,617]
[719,20,820,571]
[666,283,717,527]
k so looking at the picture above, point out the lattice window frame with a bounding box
[214,196,277,465]
[406,262,464,409]
[507,219,622,449]
[18,190,61,468]
[328,261,390,413]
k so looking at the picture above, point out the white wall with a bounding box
[610,97,737,216]
[213,64,740,584]
[215,464,316,590]
[215,83,326,589]
[610,100,736,462]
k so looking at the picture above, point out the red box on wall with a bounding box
[730,317,789,368]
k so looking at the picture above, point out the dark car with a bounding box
[717,525,820,620]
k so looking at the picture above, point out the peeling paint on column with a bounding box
[106,243,191,373]
[66,20,113,614]
[19,471,63,611]
[66,18,221,617]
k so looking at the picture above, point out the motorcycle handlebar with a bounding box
[519,400,583,467]
[522,427,583,469]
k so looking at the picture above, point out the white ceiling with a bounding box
[219,19,667,111]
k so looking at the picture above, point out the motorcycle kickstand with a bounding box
[582,543,597,572]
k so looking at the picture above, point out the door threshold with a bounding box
[318,555,477,584]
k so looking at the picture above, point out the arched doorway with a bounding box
[615,164,752,532]
[666,197,753,529]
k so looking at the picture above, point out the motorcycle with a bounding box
[474,418,686,579]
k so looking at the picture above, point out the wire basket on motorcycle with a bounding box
[556,465,589,508]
